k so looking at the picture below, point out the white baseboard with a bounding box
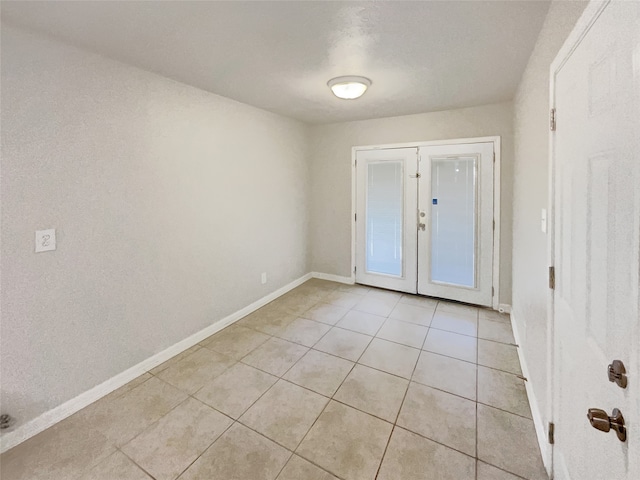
[311,272,354,285]
[510,310,551,474]
[0,272,312,454]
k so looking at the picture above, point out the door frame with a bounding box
[350,135,502,310]
[547,2,640,479]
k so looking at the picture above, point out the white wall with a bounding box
[0,24,310,431]
[309,102,514,304]
[512,0,587,441]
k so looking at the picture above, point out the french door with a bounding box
[355,147,418,293]
[355,140,495,306]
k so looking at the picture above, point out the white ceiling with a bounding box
[1,1,550,124]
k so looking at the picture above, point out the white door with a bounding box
[551,1,640,479]
[355,148,418,293]
[417,142,494,306]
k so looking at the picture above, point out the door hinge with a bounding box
[354,213,357,222]
[354,266,357,274]
[493,219,495,231]
[549,266,555,290]
[548,422,555,444]
[492,286,495,297]
[493,152,496,163]
[550,108,556,131]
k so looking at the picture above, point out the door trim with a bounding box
[350,136,501,310]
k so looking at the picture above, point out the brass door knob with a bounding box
[587,408,626,442]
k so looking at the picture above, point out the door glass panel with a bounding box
[430,156,477,287]
[366,161,403,276]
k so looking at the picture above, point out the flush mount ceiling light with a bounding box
[327,76,372,100]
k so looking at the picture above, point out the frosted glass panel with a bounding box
[366,161,403,276]
[431,156,477,287]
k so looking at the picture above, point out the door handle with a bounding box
[587,408,626,442]
[418,211,426,231]
[607,360,627,388]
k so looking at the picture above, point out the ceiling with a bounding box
[1,1,550,124]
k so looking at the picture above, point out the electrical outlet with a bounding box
[261,272,267,284]
[35,229,56,252]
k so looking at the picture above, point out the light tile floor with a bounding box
[0,279,548,480]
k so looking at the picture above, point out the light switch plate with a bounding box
[35,229,56,252]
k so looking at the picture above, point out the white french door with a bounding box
[355,148,418,293]
[550,1,639,479]
[355,140,495,306]
[418,143,494,306]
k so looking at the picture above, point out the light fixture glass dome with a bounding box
[327,76,372,100]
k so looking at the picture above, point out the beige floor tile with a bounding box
[323,291,364,309]
[389,303,434,326]
[283,349,354,396]
[122,397,232,480]
[336,309,386,335]
[302,302,349,325]
[479,308,511,323]
[478,317,516,344]
[358,338,420,379]
[376,319,428,348]
[313,327,372,361]
[412,351,477,400]
[237,307,297,335]
[149,346,201,376]
[436,301,479,318]
[478,339,522,374]
[334,364,408,422]
[377,427,475,480]
[478,367,531,418]
[354,295,399,317]
[76,451,151,480]
[156,347,235,394]
[0,416,114,480]
[178,423,290,480]
[240,380,329,450]
[75,376,188,446]
[276,317,331,347]
[477,461,523,480]
[194,362,277,418]
[104,373,153,401]
[337,284,371,295]
[423,328,477,363]
[399,294,439,309]
[276,455,339,480]
[270,294,320,316]
[397,382,476,456]
[242,337,309,376]
[292,284,333,301]
[431,310,478,336]
[296,401,392,480]
[477,404,547,480]
[366,288,403,300]
[302,278,340,290]
[202,324,271,359]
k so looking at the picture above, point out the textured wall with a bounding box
[512,0,587,427]
[309,102,514,305]
[0,24,310,429]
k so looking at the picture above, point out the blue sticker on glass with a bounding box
[432,198,438,205]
